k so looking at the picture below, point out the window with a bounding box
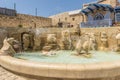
[72,18,75,21]
[94,13,104,20]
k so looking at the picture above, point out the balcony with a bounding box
[80,19,113,28]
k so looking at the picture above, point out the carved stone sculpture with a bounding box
[74,24,81,36]
[23,34,30,51]
[75,37,92,58]
[43,34,58,51]
[0,37,16,56]
[75,33,97,55]
[47,34,57,44]
[116,33,120,46]
[33,36,41,50]
[89,33,97,50]
[13,40,21,53]
[75,39,82,54]
[60,30,72,50]
[114,45,120,52]
[100,32,108,50]
[75,38,91,55]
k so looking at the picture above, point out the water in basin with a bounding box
[14,50,120,64]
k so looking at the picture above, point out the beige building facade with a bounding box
[50,0,120,28]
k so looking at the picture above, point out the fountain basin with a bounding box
[14,51,120,64]
[1,51,120,80]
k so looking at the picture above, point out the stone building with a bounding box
[49,0,120,28]
[49,10,83,28]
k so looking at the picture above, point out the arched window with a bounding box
[94,13,104,20]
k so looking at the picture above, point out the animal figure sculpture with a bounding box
[0,37,16,56]
[75,37,90,54]
[75,33,97,55]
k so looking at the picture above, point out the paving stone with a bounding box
[0,66,27,80]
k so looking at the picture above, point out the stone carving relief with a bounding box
[0,38,17,56]
[100,32,108,50]
[60,30,72,50]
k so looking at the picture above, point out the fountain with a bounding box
[1,28,120,80]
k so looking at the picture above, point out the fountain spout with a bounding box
[0,37,17,56]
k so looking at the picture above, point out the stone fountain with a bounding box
[1,28,120,80]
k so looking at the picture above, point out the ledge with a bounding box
[0,54,120,79]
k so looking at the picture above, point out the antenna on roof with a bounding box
[35,8,37,16]
[14,3,16,11]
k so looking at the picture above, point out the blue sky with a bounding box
[0,0,119,17]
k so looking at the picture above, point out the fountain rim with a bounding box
[0,54,120,79]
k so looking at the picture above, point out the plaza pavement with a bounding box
[0,65,27,80]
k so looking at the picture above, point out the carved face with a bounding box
[101,32,107,42]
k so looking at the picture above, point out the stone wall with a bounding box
[0,14,52,28]
[0,27,120,50]
[0,27,75,48]
[81,27,120,49]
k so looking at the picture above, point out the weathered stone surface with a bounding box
[60,30,72,50]
[1,65,120,80]
[0,66,26,80]
[0,14,52,28]
[0,38,16,56]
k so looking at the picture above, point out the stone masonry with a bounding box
[0,14,52,28]
[0,65,27,80]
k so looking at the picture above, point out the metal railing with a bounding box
[80,19,113,28]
